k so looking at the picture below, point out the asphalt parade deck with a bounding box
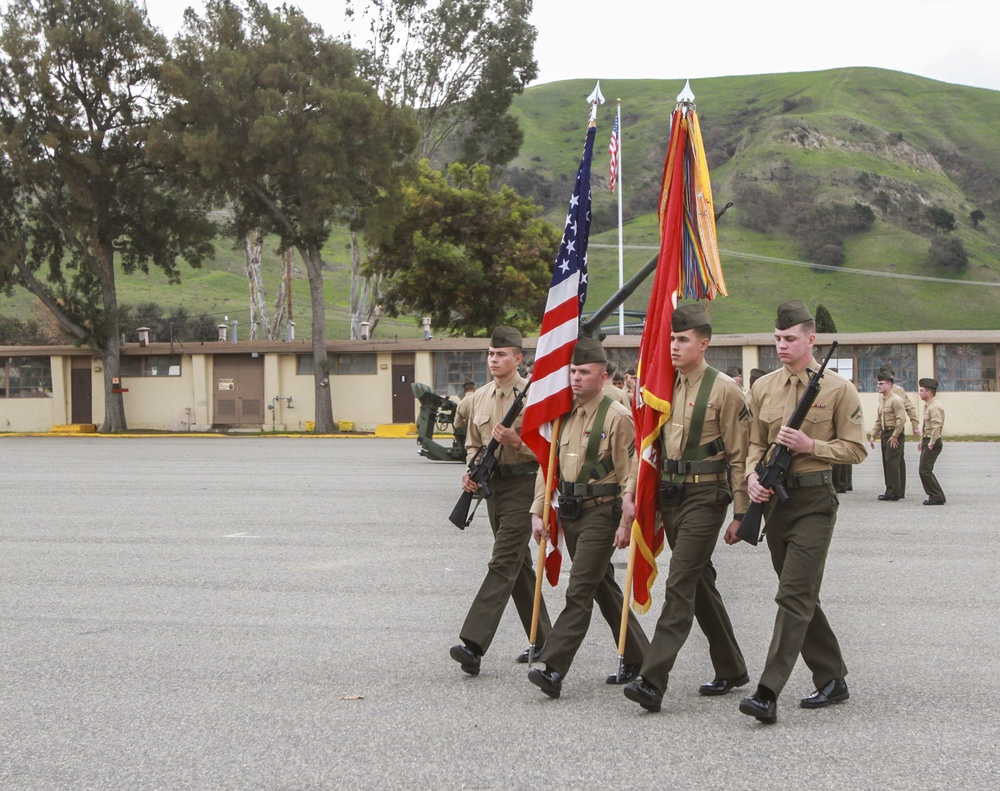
[1,437,996,789]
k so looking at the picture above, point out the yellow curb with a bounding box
[374,423,418,438]
[51,424,97,434]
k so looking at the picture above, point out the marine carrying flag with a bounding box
[521,123,596,585]
[630,85,727,613]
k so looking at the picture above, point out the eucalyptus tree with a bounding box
[0,0,215,431]
[158,0,417,432]
[344,0,538,337]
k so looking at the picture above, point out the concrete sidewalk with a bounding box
[1,437,996,789]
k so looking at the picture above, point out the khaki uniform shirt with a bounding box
[531,391,635,515]
[893,384,920,434]
[872,392,906,440]
[748,361,867,475]
[659,360,750,514]
[453,392,474,431]
[603,381,631,408]
[921,397,945,447]
[465,374,536,467]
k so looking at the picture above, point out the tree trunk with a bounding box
[349,231,365,340]
[99,338,127,432]
[96,242,127,432]
[303,243,334,433]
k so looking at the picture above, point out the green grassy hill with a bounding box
[507,68,1000,332]
[4,67,998,339]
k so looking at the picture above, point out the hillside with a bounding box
[3,67,998,340]
[506,67,1000,332]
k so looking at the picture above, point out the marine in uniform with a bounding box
[728,300,867,724]
[450,327,552,675]
[871,370,907,501]
[623,303,751,713]
[452,380,476,432]
[526,337,649,699]
[725,365,744,389]
[918,378,946,505]
[879,364,921,494]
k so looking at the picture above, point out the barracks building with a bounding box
[1,330,998,435]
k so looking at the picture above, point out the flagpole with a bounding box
[616,99,625,336]
[528,415,562,666]
[615,530,638,680]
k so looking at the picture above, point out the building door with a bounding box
[213,355,265,426]
[70,358,93,424]
[391,354,415,423]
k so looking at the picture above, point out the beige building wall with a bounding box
[3,331,998,435]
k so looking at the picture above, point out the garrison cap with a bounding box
[572,336,607,365]
[919,378,939,390]
[726,366,743,378]
[463,380,476,390]
[878,364,896,379]
[671,302,711,332]
[490,325,522,349]
[775,299,813,330]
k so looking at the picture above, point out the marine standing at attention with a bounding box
[623,303,751,713]
[870,370,907,501]
[450,327,552,675]
[878,364,921,493]
[917,378,946,505]
[728,300,867,724]
[526,337,649,699]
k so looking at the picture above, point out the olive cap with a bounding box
[919,378,939,390]
[572,336,607,365]
[671,302,711,332]
[775,299,813,330]
[490,326,522,349]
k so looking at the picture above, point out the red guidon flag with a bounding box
[631,83,727,612]
[630,112,686,613]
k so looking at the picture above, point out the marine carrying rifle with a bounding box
[448,380,532,529]
[735,342,839,546]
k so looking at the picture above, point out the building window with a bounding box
[606,348,639,375]
[815,344,855,383]
[706,347,742,376]
[855,345,917,392]
[297,353,377,376]
[433,351,487,396]
[758,346,781,373]
[332,353,376,375]
[934,344,998,391]
[1,356,53,398]
[120,355,181,377]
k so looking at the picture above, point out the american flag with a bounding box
[521,124,595,585]
[609,110,620,193]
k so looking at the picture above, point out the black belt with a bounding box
[557,481,620,497]
[496,462,538,478]
[785,470,833,489]
[661,458,728,475]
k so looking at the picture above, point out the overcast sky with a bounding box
[143,0,1000,94]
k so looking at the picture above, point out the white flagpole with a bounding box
[616,99,625,335]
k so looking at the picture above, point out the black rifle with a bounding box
[448,380,532,529]
[735,342,839,546]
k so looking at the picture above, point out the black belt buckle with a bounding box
[659,481,685,508]
[558,494,583,519]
